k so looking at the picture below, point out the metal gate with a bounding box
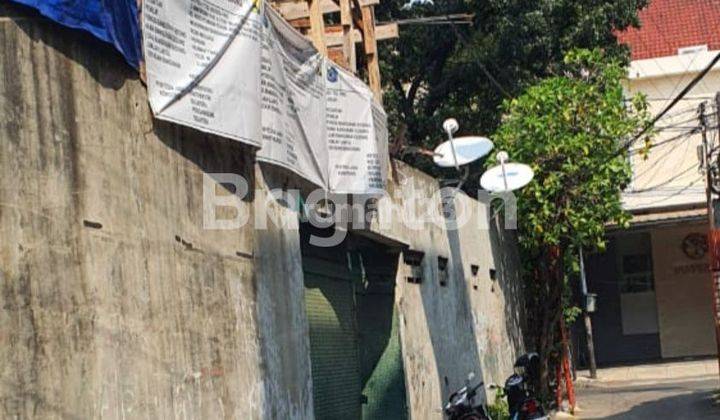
[302,228,407,419]
[304,253,363,419]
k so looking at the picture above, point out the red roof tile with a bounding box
[617,0,720,60]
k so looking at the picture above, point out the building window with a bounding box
[616,231,659,335]
[620,254,654,293]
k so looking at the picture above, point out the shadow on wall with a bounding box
[488,215,525,357]
[354,244,406,419]
[252,166,318,419]
[154,120,258,204]
[6,2,138,90]
[416,190,484,404]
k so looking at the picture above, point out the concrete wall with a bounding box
[651,223,717,358]
[363,167,525,417]
[0,4,525,419]
[0,5,265,418]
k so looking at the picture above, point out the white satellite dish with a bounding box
[433,136,495,168]
[433,118,494,170]
[481,151,534,192]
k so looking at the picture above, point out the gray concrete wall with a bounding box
[363,165,525,417]
[0,4,525,419]
[0,5,265,418]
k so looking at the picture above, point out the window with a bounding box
[615,232,659,335]
[620,254,654,293]
[616,232,655,293]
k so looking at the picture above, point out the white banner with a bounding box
[143,0,388,193]
[143,0,264,145]
[257,7,327,187]
[326,65,387,194]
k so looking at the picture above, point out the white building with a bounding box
[582,0,720,366]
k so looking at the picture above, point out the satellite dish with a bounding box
[481,151,534,192]
[433,136,495,168]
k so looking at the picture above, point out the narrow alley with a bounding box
[575,360,720,419]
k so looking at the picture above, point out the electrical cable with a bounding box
[617,50,720,154]
[386,13,474,26]
[645,12,705,109]
[634,176,705,206]
[628,164,699,193]
[628,127,699,155]
[631,129,695,183]
[445,17,511,98]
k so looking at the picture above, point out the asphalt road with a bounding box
[576,377,720,419]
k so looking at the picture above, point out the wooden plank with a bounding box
[339,0,354,71]
[327,46,347,66]
[375,22,398,40]
[360,5,381,102]
[302,23,397,47]
[360,5,376,54]
[308,0,327,54]
[324,27,361,46]
[276,0,379,21]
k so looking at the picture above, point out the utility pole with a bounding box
[701,99,720,380]
[579,248,597,379]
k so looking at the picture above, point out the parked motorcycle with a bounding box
[501,353,548,420]
[443,373,490,420]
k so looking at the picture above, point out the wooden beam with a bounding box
[375,22,398,40]
[339,0,354,71]
[321,23,397,47]
[308,0,327,54]
[360,5,381,102]
[276,0,378,21]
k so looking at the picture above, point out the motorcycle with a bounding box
[443,372,490,420]
[500,353,548,420]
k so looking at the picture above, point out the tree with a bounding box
[376,0,649,173]
[489,48,652,397]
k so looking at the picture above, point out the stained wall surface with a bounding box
[0,4,525,419]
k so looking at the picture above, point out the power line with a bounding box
[629,127,699,155]
[619,50,720,154]
[625,96,716,101]
[628,164,700,193]
[657,106,699,120]
[643,10,708,110]
[634,176,705,206]
[446,19,511,98]
[654,115,699,129]
[386,13,474,26]
[632,129,696,181]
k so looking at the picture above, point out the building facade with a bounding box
[580,0,720,366]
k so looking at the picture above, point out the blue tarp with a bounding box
[11,0,142,69]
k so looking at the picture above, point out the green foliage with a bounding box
[489,48,652,394]
[487,389,510,420]
[376,0,649,175]
[490,48,651,255]
[563,305,583,325]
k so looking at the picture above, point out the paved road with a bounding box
[576,377,720,419]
